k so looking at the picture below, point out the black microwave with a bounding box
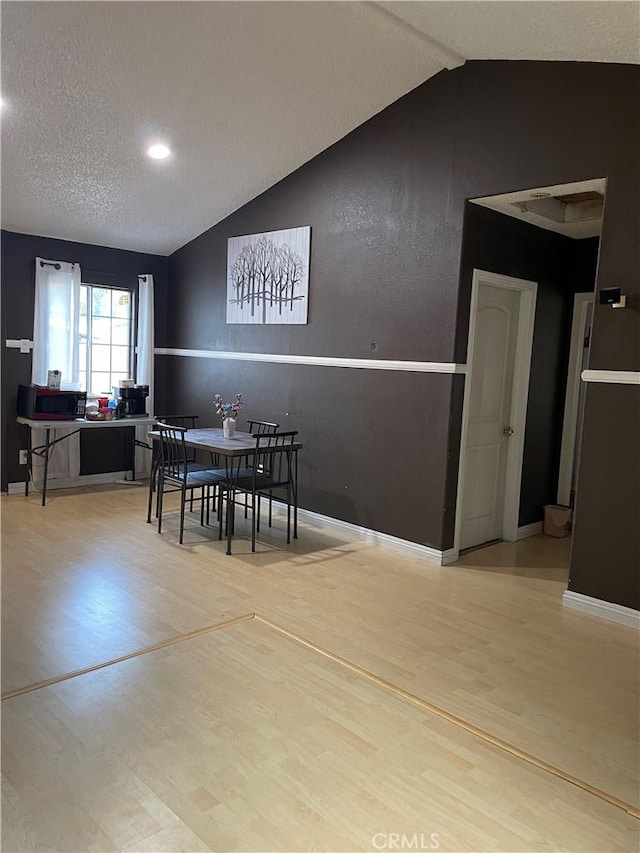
[17,385,87,420]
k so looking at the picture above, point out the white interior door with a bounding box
[460,283,521,550]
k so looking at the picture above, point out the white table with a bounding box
[17,415,156,505]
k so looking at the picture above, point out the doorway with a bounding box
[557,293,594,506]
[456,271,537,553]
[452,178,604,560]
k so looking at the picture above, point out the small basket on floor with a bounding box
[543,504,571,537]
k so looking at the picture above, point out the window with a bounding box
[79,285,135,394]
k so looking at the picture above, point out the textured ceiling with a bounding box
[1,1,638,256]
[379,1,640,63]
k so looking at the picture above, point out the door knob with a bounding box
[503,426,514,437]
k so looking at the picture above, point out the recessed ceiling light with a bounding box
[147,143,171,160]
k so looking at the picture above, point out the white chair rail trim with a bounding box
[155,347,467,374]
[581,369,640,385]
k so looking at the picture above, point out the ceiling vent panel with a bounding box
[471,179,606,239]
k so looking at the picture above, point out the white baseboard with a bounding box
[562,590,640,630]
[6,471,134,494]
[273,502,457,566]
[516,521,543,540]
[7,476,455,567]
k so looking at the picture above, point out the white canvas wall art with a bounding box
[226,226,310,324]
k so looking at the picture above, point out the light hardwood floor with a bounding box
[2,485,639,852]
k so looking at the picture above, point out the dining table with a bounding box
[147,426,302,548]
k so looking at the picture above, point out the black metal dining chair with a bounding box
[155,414,199,452]
[155,423,227,544]
[147,414,206,523]
[239,420,280,520]
[221,430,299,555]
[246,419,280,436]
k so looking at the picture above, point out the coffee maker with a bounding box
[117,385,149,417]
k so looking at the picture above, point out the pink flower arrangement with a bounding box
[214,393,244,420]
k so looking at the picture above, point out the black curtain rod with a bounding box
[39,259,78,269]
[39,260,145,282]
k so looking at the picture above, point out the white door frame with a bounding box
[557,292,594,505]
[454,270,538,557]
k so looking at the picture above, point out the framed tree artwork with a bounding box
[226,226,311,324]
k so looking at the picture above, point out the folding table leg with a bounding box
[25,427,32,497]
[41,429,51,507]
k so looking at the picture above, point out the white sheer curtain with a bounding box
[31,258,82,482]
[32,258,81,386]
[135,274,154,475]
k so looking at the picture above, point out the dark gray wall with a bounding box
[4,61,637,607]
[1,230,169,489]
[455,204,599,530]
[569,384,640,608]
[445,62,639,611]
[166,60,639,606]
[570,237,601,295]
[162,356,452,545]
[165,64,472,549]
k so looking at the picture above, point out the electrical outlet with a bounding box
[19,450,28,465]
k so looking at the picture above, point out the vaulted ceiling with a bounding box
[2,1,638,255]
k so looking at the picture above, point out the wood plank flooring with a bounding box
[3,618,638,852]
[2,485,639,851]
